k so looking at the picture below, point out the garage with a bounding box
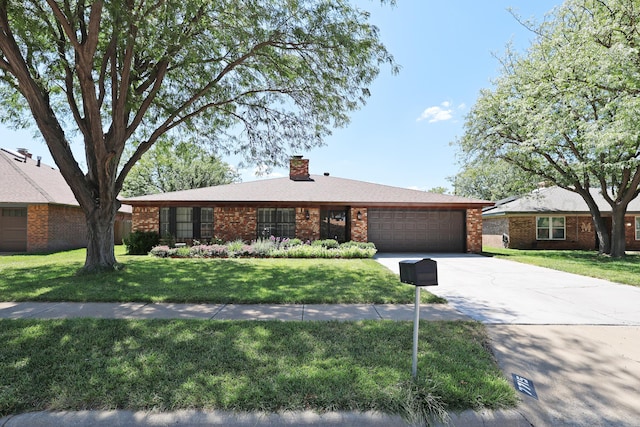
[0,207,28,252]
[367,208,466,252]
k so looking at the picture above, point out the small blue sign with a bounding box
[512,374,538,400]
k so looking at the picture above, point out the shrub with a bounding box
[149,245,171,258]
[124,231,160,255]
[251,238,276,256]
[312,239,339,249]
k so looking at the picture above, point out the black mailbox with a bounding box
[399,259,438,287]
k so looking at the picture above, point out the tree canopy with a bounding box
[0,0,395,271]
[121,139,240,197]
[456,0,640,257]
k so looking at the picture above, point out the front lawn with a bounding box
[0,246,444,303]
[0,319,517,421]
[484,247,640,287]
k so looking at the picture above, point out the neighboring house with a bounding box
[124,156,492,253]
[0,147,131,253]
[483,186,640,251]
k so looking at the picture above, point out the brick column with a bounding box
[350,207,368,242]
[132,206,160,233]
[466,208,483,253]
[27,204,49,252]
[296,207,320,242]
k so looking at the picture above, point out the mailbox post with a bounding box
[399,259,438,378]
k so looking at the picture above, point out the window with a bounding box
[175,207,193,239]
[201,208,214,239]
[537,216,565,240]
[636,217,640,241]
[159,207,213,241]
[2,208,27,217]
[160,207,170,238]
[257,208,295,239]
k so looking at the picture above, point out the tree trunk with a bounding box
[609,205,627,258]
[82,200,119,273]
[576,188,611,254]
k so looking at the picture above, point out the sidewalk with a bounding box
[0,301,471,322]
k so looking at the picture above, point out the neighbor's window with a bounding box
[536,216,565,240]
[160,207,170,237]
[635,217,640,240]
[257,208,295,239]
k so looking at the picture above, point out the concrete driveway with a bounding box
[375,253,640,325]
[375,253,640,426]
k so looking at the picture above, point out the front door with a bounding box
[320,207,349,243]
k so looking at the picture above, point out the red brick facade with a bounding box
[131,206,160,232]
[484,214,640,251]
[215,207,257,242]
[27,204,88,252]
[296,208,320,242]
[465,208,483,253]
[350,207,368,242]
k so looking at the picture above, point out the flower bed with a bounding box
[149,238,377,259]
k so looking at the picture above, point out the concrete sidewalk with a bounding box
[0,301,470,322]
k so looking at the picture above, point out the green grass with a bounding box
[0,246,444,304]
[484,247,640,287]
[0,319,517,420]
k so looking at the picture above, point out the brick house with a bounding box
[124,156,491,253]
[0,147,131,252]
[483,186,640,251]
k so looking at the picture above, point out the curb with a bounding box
[0,409,532,427]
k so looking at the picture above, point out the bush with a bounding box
[312,239,339,249]
[124,231,160,255]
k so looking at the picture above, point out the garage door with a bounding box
[368,209,465,252]
[0,208,28,252]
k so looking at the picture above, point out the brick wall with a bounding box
[625,215,640,251]
[483,217,509,248]
[466,208,483,253]
[350,207,367,242]
[506,215,597,250]
[27,205,49,252]
[27,204,88,252]
[296,208,320,242]
[132,206,160,233]
[215,207,257,242]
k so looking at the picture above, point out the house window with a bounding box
[2,208,27,217]
[257,208,295,239]
[636,217,640,240]
[160,207,170,238]
[159,207,213,241]
[176,207,193,240]
[201,208,214,239]
[537,216,565,240]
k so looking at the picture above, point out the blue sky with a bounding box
[1,0,561,193]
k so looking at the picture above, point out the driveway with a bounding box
[375,253,640,426]
[375,253,640,325]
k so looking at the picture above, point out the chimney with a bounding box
[17,148,32,159]
[289,155,310,181]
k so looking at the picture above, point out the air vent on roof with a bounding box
[324,172,330,176]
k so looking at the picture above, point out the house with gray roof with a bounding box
[482,186,640,251]
[0,147,131,252]
[124,156,491,253]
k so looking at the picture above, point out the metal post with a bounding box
[412,286,420,379]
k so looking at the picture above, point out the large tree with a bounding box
[456,0,640,257]
[121,139,240,197]
[0,0,394,272]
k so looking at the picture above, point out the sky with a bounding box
[0,0,562,193]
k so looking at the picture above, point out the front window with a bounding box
[176,207,193,240]
[160,207,170,238]
[201,208,214,240]
[635,217,640,240]
[257,208,295,239]
[537,216,565,240]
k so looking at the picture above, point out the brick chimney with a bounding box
[289,155,310,181]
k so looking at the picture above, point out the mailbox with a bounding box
[399,259,438,287]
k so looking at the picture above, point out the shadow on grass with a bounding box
[0,319,515,418]
[0,257,443,304]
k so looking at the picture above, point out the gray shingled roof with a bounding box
[483,186,640,216]
[0,148,79,206]
[0,148,132,213]
[124,174,490,207]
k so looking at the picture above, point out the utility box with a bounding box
[399,259,438,287]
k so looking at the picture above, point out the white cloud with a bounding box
[416,102,454,123]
